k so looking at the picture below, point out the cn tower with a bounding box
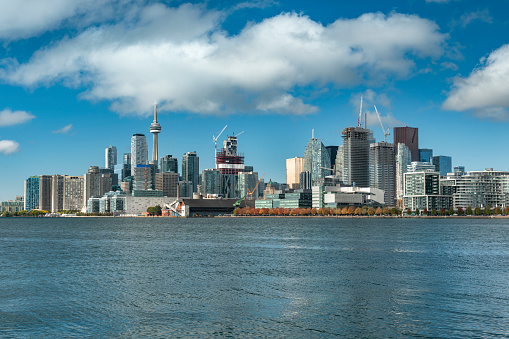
[150,103,161,163]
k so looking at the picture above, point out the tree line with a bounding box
[234,205,509,217]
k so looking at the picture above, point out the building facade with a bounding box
[160,155,179,173]
[24,176,39,211]
[370,142,395,206]
[130,134,147,170]
[304,131,331,186]
[431,155,452,176]
[105,145,117,171]
[341,126,370,187]
[238,171,259,199]
[202,169,222,196]
[403,171,452,211]
[394,126,419,162]
[155,172,179,197]
[286,157,304,190]
[182,152,199,193]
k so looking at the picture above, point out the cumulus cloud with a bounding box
[443,44,509,120]
[0,109,35,126]
[0,4,447,116]
[0,139,20,154]
[0,0,140,41]
[52,123,73,134]
[451,9,493,29]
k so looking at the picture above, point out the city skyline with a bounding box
[1,0,509,201]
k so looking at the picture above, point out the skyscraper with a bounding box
[342,126,370,187]
[202,169,222,196]
[150,104,161,164]
[39,175,52,212]
[238,171,259,198]
[105,145,117,171]
[370,142,395,205]
[121,153,131,181]
[160,155,179,173]
[24,176,39,211]
[286,157,304,189]
[394,127,419,162]
[431,155,452,176]
[395,143,411,205]
[155,172,179,197]
[182,152,199,193]
[418,148,433,163]
[131,134,147,170]
[304,130,331,185]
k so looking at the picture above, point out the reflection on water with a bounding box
[1,217,509,337]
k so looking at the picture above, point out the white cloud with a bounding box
[0,5,447,116]
[0,0,139,41]
[443,44,509,120]
[52,123,73,134]
[0,109,35,126]
[451,9,493,29]
[0,139,20,154]
[441,61,458,71]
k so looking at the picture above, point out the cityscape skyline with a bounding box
[1,0,509,201]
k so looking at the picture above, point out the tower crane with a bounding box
[234,131,244,137]
[213,125,227,169]
[373,105,390,143]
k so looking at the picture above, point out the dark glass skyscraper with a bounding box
[394,127,419,162]
[182,152,199,193]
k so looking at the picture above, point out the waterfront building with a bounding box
[105,145,117,171]
[182,151,199,193]
[394,126,419,162]
[155,172,179,197]
[132,190,163,197]
[322,185,385,208]
[256,191,312,209]
[369,142,395,206]
[304,130,331,185]
[341,126,370,187]
[39,175,53,211]
[131,134,147,170]
[160,155,178,173]
[419,148,433,163]
[0,201,24,213]
[62,176,84,211]
[407,161,436,173]
[51,175,64,213]
[446,169,509,209]
[24,176,39,211]
[403,171,452,211]
[431,155,452,176]
[396,143,412,205]
[286,157,304,189]
[202,169,222,196]
[84,166,113,211]
[238,171,259,199]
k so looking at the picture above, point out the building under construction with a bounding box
[216,135,245,198]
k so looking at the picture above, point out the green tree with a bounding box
[484,205,492,215]
[406,208,412,216]
[465,206,473,215]
[153,205,162,216]
[431,208,437,216]
[448,207,454,216]
[474,207,482,216]
[415,208,420,216]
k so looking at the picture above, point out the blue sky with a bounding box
[1,0,508,201]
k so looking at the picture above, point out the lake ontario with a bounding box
[1,217,509,338]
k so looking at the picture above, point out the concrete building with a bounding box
[370,142,395,206]
[84,166,113,212]
[39,175,53,212]
[105,145,117,171]
[322,185,385,207]
[445,169,509,209]
[396,143,411,206]
[51,175,64,213]
[304,130,331,185]
[155,172,179,197]
[0,201,24,213]
[63,176,84,211]
[160,155,178,173]
[431,155,452,176]
[403,171,452,211]
[24,176,39,211]
[341,126,370,187]
[286,157,304,189]
[407,161,436,173]
[182,151,199,193]
[394,126,419,162]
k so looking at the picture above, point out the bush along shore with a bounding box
[233,206,509,217]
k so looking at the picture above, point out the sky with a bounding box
[1,0,509,201]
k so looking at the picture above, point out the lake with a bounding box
[1,217,509,337]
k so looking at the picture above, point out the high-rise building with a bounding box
[155,172,179,197]
[326,146,339,172]
[431,155,452,176]
[51,175,64,213]
[84,166,113,211]
[132,164,153,191]
[286,157,304,189]
[63,176,84,211]
[105,145,117,171]
[304,130,331,185]
[335,145,343,178]
[454,166,465,173]
[182,152,199,193]
[24,176,39,211]
[419,148,433,163]
[395,143,411,204]
[150,104,161,165]
[121,153,131,181]
[403,171,452,211]
[39,175,53,212]
[300,171,311,190]
[202,169,222,196]
[160,155,179,173]
[370,142,395,205]
[394,127,419,162]
[131,134,147,170]
[238,171,259,198]
[342,126,370,187]
[179,181,193,198]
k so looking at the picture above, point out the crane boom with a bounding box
[213,125,227,169]
[373,105,390,143]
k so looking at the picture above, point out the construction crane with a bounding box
[373,105,390,143]
[247,173,265,199]
[234,131,244,137]
[358,96,363,128]
[213,125,227,169]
